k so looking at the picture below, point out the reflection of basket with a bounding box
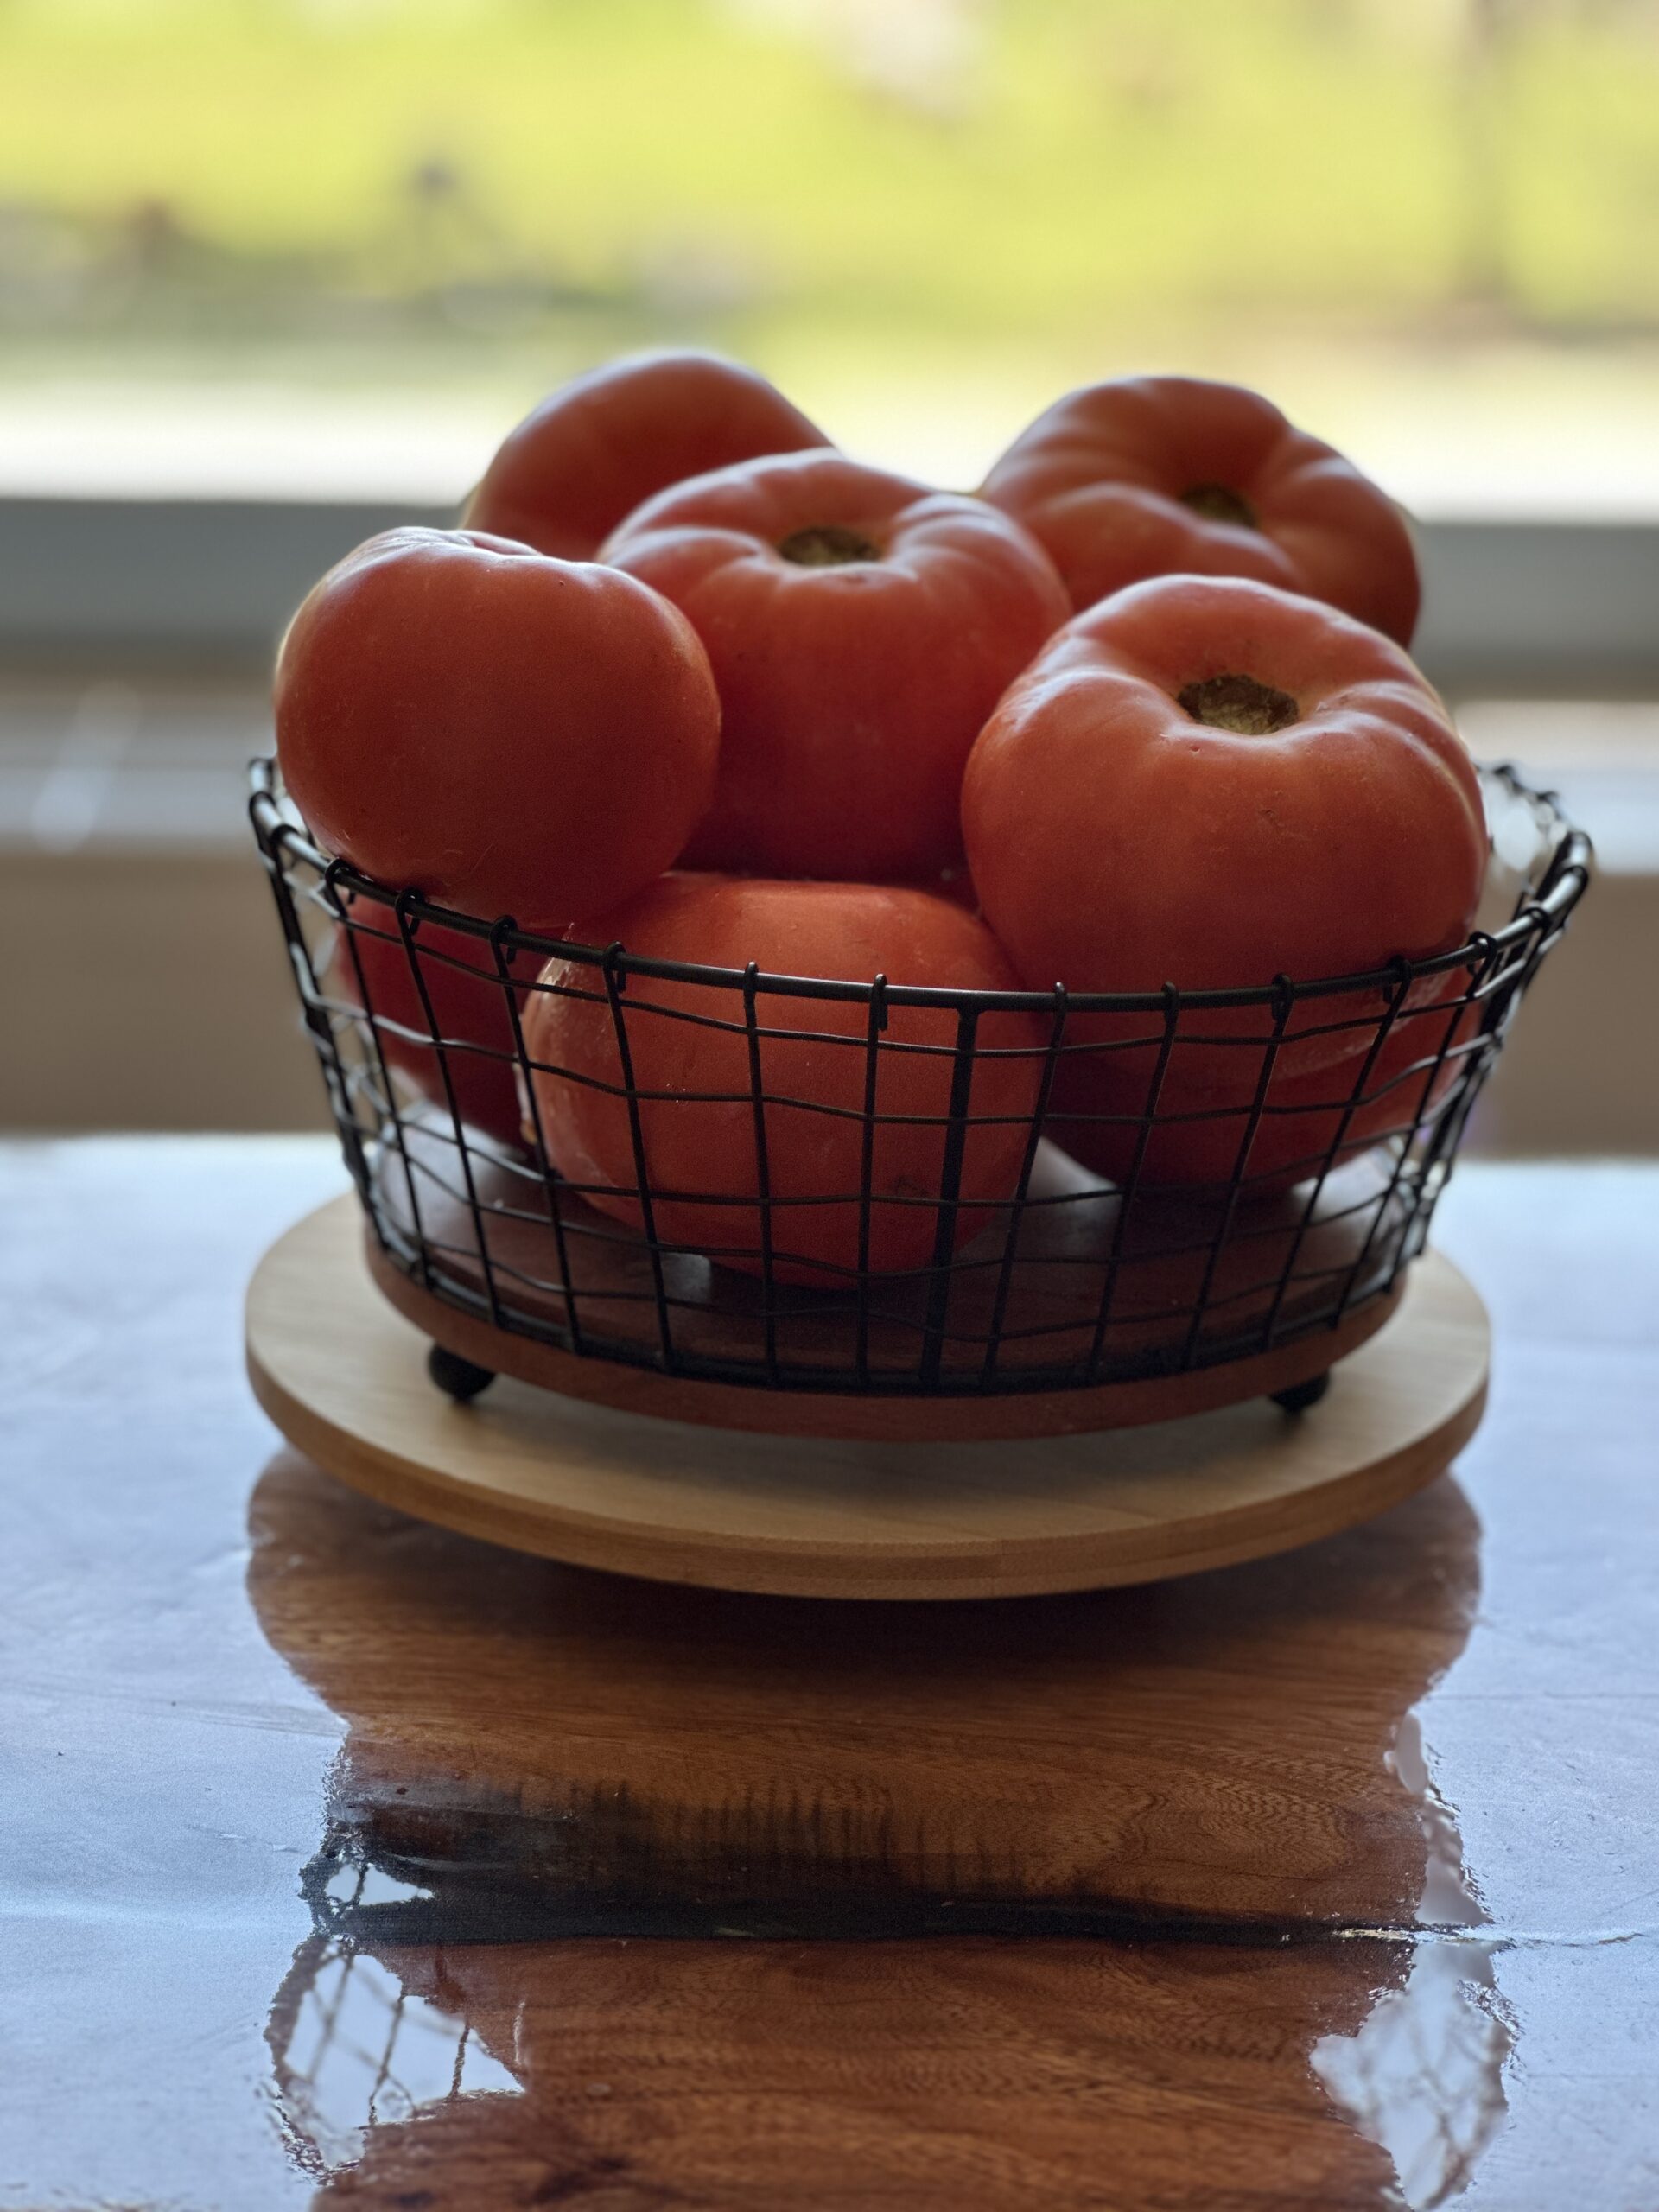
[267,1918,516,2185]
[251,760,1586,1409]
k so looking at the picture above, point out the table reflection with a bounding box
[247,1446,1502,2206]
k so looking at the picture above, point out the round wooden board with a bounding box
[246,1197,1489,1602]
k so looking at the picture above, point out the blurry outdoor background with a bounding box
[2,0,1655,1142]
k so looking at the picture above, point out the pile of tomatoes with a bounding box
[276,353,1488,1287]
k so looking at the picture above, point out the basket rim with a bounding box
[248,756,1590,1019]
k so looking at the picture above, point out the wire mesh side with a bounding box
[251,760,1588,1399]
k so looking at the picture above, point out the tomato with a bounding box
[327,899,541,1150]
[982,376,1420,644]
[1045,978,1486,1192]
[465,350,830,563]
[522,874,1046,1287]
[602,451,1070,882]
[276,527,721,926]
[961,575,1487,1185]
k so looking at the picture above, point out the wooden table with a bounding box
[3,1141,1656,2210]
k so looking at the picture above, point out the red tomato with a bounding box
[327,898,546,1150]
[982,376,1420,644]
[1045,978,1486,1192]
[522,874,1046,1287]
[465,350,830,562]
[961,575,1486,1185]
[276,528,721,925]
[602,451,1070,882]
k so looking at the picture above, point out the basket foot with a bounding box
[1271,1370,1331,1415]
[428,1344,496,1403]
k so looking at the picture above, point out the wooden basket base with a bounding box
[367,1230,1403,1442]
[246,1197,1489,1601]
[363,1123,1414,1441]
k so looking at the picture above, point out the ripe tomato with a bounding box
[328,898,544,1150]
[602,451,1070,882]
[982,375,1420,644]
[465,350,830,562]
[276,528,721,925]
[1045,977,1486,1192]
[522,874,1046,1287]
[961,575,1486,1185]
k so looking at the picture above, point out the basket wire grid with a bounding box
[251,758,1588,1402]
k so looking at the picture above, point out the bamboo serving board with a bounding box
[245,1195,1488,1600]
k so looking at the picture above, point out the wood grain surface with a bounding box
[247,1446,1490,1937]
[247,1195,1486,1597]
[251,1444,1496,2209]
[289,1936,1415,2210]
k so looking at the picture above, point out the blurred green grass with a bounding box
[0,0,1655,352]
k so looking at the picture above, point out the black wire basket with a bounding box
[251,758,1588,1412]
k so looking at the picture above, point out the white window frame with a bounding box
[0,499,1655,689]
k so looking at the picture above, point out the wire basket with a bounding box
[251,758,1587,1406]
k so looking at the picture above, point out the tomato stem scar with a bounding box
[1179,483,1258,529]
[1178,673,1300,735]
[778,524,881,566]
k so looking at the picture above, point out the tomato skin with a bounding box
[522,874,1046,1287]
[602,451,1071,882]
[1046,978,1484,1192]
[328,899,545,1150]
[982,376,1420,644]
[465,350,830,563]
[961,575,1487,1185]
[276,527,721,926]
